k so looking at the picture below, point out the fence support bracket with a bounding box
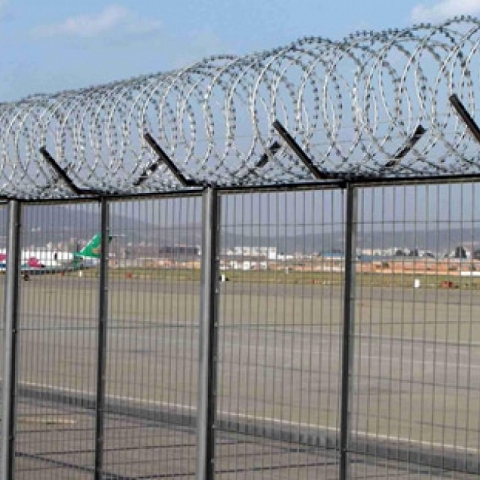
[39,147,99,195]
[384,124,426,168]
[449,94,480,145]
[273,120,333,180]
[140,133,201,187]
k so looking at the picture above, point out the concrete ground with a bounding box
[0,276,478,478]
[13,398,478,479]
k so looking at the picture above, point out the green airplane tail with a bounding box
[74,233,111,260]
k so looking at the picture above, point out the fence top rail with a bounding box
[2,15,480,200]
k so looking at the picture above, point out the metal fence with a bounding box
[0,181,479,479]
[2,14,480,480]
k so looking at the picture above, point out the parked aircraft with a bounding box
[0,233,109,280]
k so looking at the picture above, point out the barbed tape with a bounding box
[1,16,480,198]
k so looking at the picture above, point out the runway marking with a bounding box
[260,330,480,348]
[356,355,480,370]
[12,322,480,348]
[18,380,479,455]
[18,414,77,425]
[208,339,480,370]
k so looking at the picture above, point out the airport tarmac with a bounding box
[0,276,478,477]
[13,394,480,479]
[15,398,475,479]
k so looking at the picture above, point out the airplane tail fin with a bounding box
[74,233,111,259]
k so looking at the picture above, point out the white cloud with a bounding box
[34,5,161,38]
[0,0,9,17]
[411,0,480,23]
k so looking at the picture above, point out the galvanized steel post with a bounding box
[94,198,110,479]
[339,184,358,480]
[196,187,221,480]
[0,200,22,480]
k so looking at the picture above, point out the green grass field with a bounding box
[65,266,480,290]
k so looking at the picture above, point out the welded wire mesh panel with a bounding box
[102,196,202,478]
[350,184,480,478]
[215,190,345,478]
[14,202,100,478]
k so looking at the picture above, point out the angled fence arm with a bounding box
[273,120,333,180]
[384,124,427,168]
[140,133,201,187]
[40,147,98,196]
[449,94,480,145]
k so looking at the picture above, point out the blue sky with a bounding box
[1,0,478,102]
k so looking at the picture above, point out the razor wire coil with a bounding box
[1,16,480,198]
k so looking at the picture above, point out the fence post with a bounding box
[94,198,110,479]
[196,187,221,480]
[0,200,22,480]
[339,183,358,480]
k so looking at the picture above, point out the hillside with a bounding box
[0,204,478,256]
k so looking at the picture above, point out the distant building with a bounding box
[444,245,471,259]
[220,257,268,271]
[225,246,277,260]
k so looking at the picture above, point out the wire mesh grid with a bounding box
[102,196,202,478]
[0,183,479,479]
[13,202,100,479]
[214,190,345,479]
[350,183,480,478]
